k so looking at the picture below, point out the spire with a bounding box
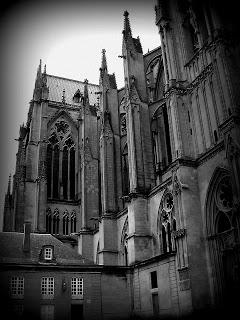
[123,10,132,39]
[35,59,42,89]
[43,64,46,74]
[7,174,11,195]
[38,59,42,74]
[101,49,108,72]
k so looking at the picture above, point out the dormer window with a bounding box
[44,247,53,260]
[73,89,82,103]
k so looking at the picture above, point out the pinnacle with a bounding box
[101,48,108,71]
[123,10,132,38]
[62,89,66,104]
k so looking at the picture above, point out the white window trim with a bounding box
[44,247,53,260]
[71,277,83,300]
[41,277,54,299]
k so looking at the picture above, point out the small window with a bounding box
[41,305,54,320]
[44,247,53,260]
[41,277,54,299]
[10,277,24,298]
[71,278,83,299]
[150,271,158,289]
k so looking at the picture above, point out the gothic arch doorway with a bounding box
[205,168,240,309]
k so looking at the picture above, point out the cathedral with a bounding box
[2,0,240,319]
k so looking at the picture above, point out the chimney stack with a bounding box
[23,222,31,252]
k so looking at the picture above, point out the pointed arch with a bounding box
[70,210,77,233]
[46,208,52,234]
[53,209,60,234]
[47,109,78,131]
[205,166,231,236]
[205,166,240,306]
[63,210,69,235]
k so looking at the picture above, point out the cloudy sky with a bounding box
[0,0,160,229]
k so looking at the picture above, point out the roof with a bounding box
[46,74,99,106]
[0,232,94,266]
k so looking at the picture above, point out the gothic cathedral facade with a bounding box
[3,0,240,318]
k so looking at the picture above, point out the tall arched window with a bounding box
[206,169,240,306]
[62,146,68,199]
[152,105,172,179]
[46,208,52,233]
[47,144,52,198]
[53,145,59,198]
[70,148,75,200]
[70,211,77,233]
[52,209,60,235]
[63,211,69,235]
[158,192,176,254]
[47,119,76,200]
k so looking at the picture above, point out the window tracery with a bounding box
[52,209,59,235]
[146,57,162,102]
[120,113,127,136]
[46,208,52,234]
[47,119,76,200]
[70,211,77,233]
[206,170,240,302]
[151,105,172,180]
[158,192,176,254]
[63,211,69,235]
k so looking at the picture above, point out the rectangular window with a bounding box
[10,277,24,298]
[71,278,83,299]
[41,305,54,320]
[41,277,54,299]
[150,271,158,289]
[44,248,53,260]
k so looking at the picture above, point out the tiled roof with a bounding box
[0,232,94,265]
[46,74,99,106]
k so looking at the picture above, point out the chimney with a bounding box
[23,222,31,252]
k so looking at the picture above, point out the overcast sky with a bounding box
[0,0,160,229]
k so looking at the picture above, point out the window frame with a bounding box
[41,277,54,299]
[71,277,83,300]
[44,247,53,261]
[10,276,24,299]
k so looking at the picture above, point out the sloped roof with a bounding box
[0,232,94,266]
[46,74,99,106]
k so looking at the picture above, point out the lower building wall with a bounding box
[132,255,192,319]
[0,269,131,320]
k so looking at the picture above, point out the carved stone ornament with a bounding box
[172,172,189,195]
[120,113,127,135]
[215,176,233,212]
[173,228,186,239]
[163,193,174,212]
[161,209,169,223]
[55,120,69,136]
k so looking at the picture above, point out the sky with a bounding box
[0,0,160,230]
